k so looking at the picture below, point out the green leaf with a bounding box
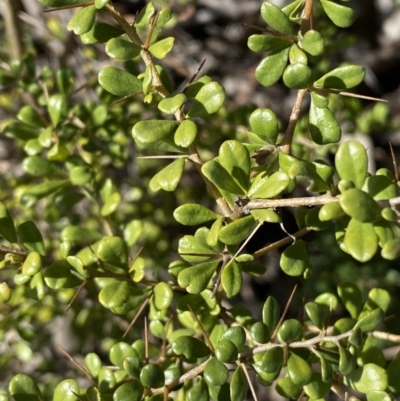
[95,0,109,9]
[283,63,312,89]
[260,1,294,34]
[105,37,141,60]
[300,30,324,56]
[202,160,244,196]
[218,140,251,192]
[339,345,357,375]
[149,37,175,59]
[67,5,96,35]
[218,216,258,245]
[287,352,312,386]
[230,366,248,401]
[366,391,393,401]
[22,252,42,276]
[255,47,290,87]
[17,106,45,128]
[188,378,208,401]
[204,357,229,387]
[43,260,71,289]
[99,66,141,97]
[362,175,397,200]
[158,93,187,114]
[354,308,384,332]
[140,364,164,388]
[344,363,388,393]
[275,377,302,398]
[18,221,45,256]
[48,94,66,127]
[262,296,280,331]
[221,261,242,298]
[344,218,378,262]
[153,282,173,310]
[335,141,368,188]
[113,382,144,401]
[337,282,363,319]
[177,259,219,294]
[207,217,224,248]
[174,120,198,147]
[173,204,219,226]
[132,120,178,147]
[387,352,400,394]
[340,188,382,223]
[171,336,210,359]
[318,201,343,221]
[249,108,279,142]
[22,180,69,203]
[80,21,124,44]
[215,339,238,364]
[309,103,341,144]
[9,374,42,401]
[38,0,91,6]
[305,301,329,329]
[250,209,280,223]
[0,202,17,243]
[149,158,185,192]
[280,240,309,276]
[382,238,400,260]
[277,319,302,343]
[53,379,79,401]
[320,0,357,28]
[85,353,102,377]
[220,326,246,350]
[96,236,128,269]
[248,171,290,198]
[98,281,131,309]
[303,372,332,398]
[0,282,12,303]
[187,82,225,118]
[3,122,40,141]
[259,347,283,377]
[248,35,292,53]
[314,64,365,89]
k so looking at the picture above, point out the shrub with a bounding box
[0,1,399,400]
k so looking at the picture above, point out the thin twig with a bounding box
[123,297,150,338]
[187,304,215,353]
[239,362,259,401]
[64,278,90,314]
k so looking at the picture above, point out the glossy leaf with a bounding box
[344,218,378,262]
[362,175,397,200]
[220,326,246,350]
[300,30,324,56]
[18,221,45,256]
[174,204,219,226]
[318,201,343,221]
[309,103,341,144]
[153,282,173,310]
[105,38,141,60]
[314,65,365,90]
[221,261,242,298]
[67,6,96,35]
[249,108,279,141]
[9,374,42,401]
[344,363,388,393]
[215,339,238,364]
[283,63,312,89]
[98,281,131,309]
[248,35,292,53]
[280,240,310,276]
[354,308,384,332]
[110,342,138,369]
[260,347,284,374]
[177,259,219,294]
[230,366,248,401]
[48,94,66,127]
[260,2,294,34]
[335,140,368,188]
[80,21,123,44]
[43,260,71,289]
[262,296,280,331]
[275,376,302,398]
[132,120,178,147]
[320,0,357,28]
[303,372,332,398]
[277,319,302,343]
[53,379,79,401]
[255,47,290,87]
[187,82,225,118]
[149,158,185,192]
[85,353,102,377]
[340,188,381,223]
[250,209,280,223]
[219,216,258,245]
[96,236,128,269]
[0,282,12,303]
[17,106,45,128]
[158,93,187,114]
[204,357,229,387]
[113,381,144,401]
[249,171,290,198]
[287,352,312,386]
[305,301,329,329]
[99,67,141,97]
[22,252,42,276]
[171,336,210,359]
[140,364,164,388]
[61,226,102,242]
[0,203,17,243]
[250,322,270,343]
[382,238,400,260]
[188,378,209,401]
[174,119,198,147]
[149,37,175,59]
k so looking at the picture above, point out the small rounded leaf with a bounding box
[249,108,279,141]
[177,259,219,294]
[113,381,144,401]
[300,30,324,56]
[276,376,302,399]
[187,82,225,118]
[174,120,198,147]
[344,363,388,393]
[174,204,219,226]
[250,322,271,343]
[22,252,42,276]
[153,282,173,310]
[283,63,312,89]
[255,47,290,87]
[344,219,378,262]
[280,240,310,276]
[9,374,42,401]
[132,120,178,147]
[287,352,312,386]
[149,37,175,59]
[215,339,238,364]
[221,261,243,298]
[149,158,185,192]
[110,342,138,369]
[158,93,187,114]
[340,188,381,223]
[204,357,229,387]
[105,38,141,60]
[0,282,12,303]
[309,103,341,145]
[67,5,97,35]
[314,65,366,90]
[171,336,211,359]
[230,366,248,401]
[320,0,357,28]
[260,2,294,34]
[54,379,79,401]
[277,319,302,343]
[140,364,164,388]
[99,67,142,97]
[219,216,258,245]
[85,353,102,377]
